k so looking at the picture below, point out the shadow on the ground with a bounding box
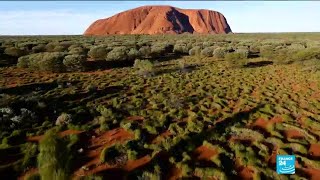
[0,54,17,67]
[245,61,273,68]
[0,81,59,95]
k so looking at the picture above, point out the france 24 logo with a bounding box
[276,155,295,174]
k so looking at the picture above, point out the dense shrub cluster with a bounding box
[17,52,66,72]
[2,34,320,72]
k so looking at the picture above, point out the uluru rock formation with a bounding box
[84,5,232,35]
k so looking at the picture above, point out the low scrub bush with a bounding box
[32,44,46,53]
[189,46,201,56]
[259,45,275,59]
[68,46,88,55]
[287,43,305,50]
[63,54,87,72]
[59,41,74,49]
[88,45,111,60]
[150,43,173,57]
[21,143,38,169]
[139,46,152,58]
[202,41,215,47]
[200,47,215,57]
[127,48,142,60]
[225,49,249,67]
[17,52,67,72]
[45,42,60,52]
[133,59,155,77]
[173,43,190,54]
[4,47,27,57]
[225,49,249,61]
[291,48,320,61]
[53,45,67,52]
[106,46,128,61]
[213,47,228,59]
[38,129,71,180]
[55,113,72,126]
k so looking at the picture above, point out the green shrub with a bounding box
[38,129,71,180]
[106,46,128,61]
[225,49,249,61]
[55,113,72,126]
[189,46,201,56]
[139,46,151,58]
[127,149,138,160]
[202,41,215,47]
[291,48,320,61]
[88,45,111,60]
[32,44,46,53]
[45,42,60,52]
[63,54,87,72]
[38,52,66,72]
[213,47,228,58]
[53,45,67,52]
[22,143,38,169]
[259,45,274,58]
[17,52,66,72]
[4,47,27,57]
[68,47,88,55]
[17,56,30,68]
[133,59,155,77]
[150,43,173,57]
[173,43,190,54]
[200,47,214,57]
[59,41,73,49]
[287,43,305,50]
[100,144,127,165]
[127,48,142,60]
[178,59,188,70]
[249,44,261,52]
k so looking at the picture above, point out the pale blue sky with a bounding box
[0,1,320,35]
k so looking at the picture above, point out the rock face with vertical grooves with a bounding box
[84,5,232,35]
